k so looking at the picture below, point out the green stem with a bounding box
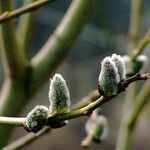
[116,80,150,150]
[2,127,50,150]
[0,1,28,79]
[128,79,150,126]
[131,29,150,61]
[17,0,37,55]
[0,117,25,126]
[0,79,28,148]
[128,0,143,49]
[72,90,100,110]
[116,1,143,149]
[30,0,96,95]
[0,0,57,24]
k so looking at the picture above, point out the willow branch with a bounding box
[128,0,143,49]
[0,0,57,24]
[131,29,150,61]
[17,0,37,54]
[72,90,100,110]
[1,90,99,150]
[116,79,150,150]
[2,127,51,150]
[128,79,150,127]
[29,0,96,95]
[0,1,28,78]
[0,117,25,126]
[2,73,149,150]
[1,73,149,127]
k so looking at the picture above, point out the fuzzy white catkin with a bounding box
[98,57,120,96]
[49,74,70,114]
[85,115,108,142]
[26,105,49,133]
[112,53,126,81]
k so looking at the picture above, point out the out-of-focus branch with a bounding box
[2,127,51,150]
[0,0,57,24]
[131,29,150,61]
[30,0,96,95]
[116,1,144,149]
[128,0,143,49]
[0,117,25,126]
[116,79,150,150]
[0,1,28,78]
[17,0,37,54]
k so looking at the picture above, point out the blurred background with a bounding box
[0,0,150,149]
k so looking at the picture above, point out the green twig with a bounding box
[0,1,28,78]
[0,0,57,24]
[116,79,150,150]
[131,29,150,61]
[30,0,96,95]
[128,79,150,127]
[17,0,37,55]
[2,127,51,150]
[0,117,25,126]
[1,73,149,127]
[116,1,144,149]
[128,0,143,49]
[72,90,100,110]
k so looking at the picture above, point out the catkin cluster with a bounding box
[98,54,126,96]
[26,74,70,133]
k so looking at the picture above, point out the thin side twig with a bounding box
[71,90,100,110]
[17,0,37,55]
[128,0,143,49]
[131,29,150,61]
[116,79,150,150]
[0,0,57,24]
[2,127,51,150]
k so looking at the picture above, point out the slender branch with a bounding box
[72,90,100,110]
[116,1,144,149]
[116,79,150,150]
[126,0,143,108]
[0,0,57,24]
[127,79,150,127]
[17,0,37,54]
[120,73,150,90]
[128,0,143,49]
[0,1,28,78]
[0,117,25,126]
[1,73,149,127]
[2,127,51,150]
[2,90,99,150]
[131,29,150,61]
[29,0,96,95]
